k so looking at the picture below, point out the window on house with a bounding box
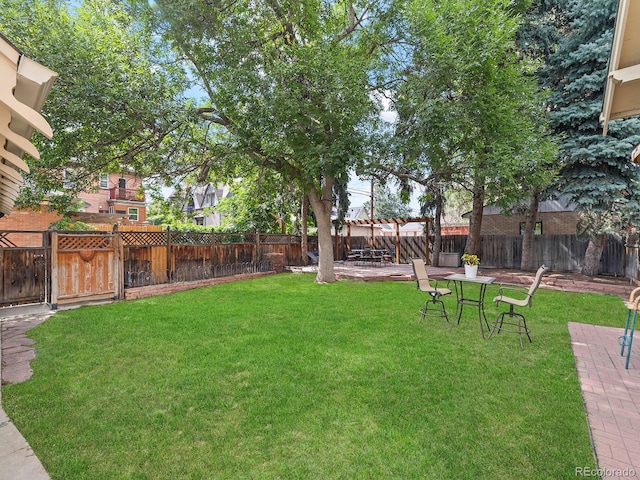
[99,173,109,189]
[115,209,126,215]
[118,178,126,188]
[519,222,542,235]
[195,217,204,226]
[63,169,75,189]
[128,207,139,221]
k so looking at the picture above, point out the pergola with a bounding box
[0,33,57,216]
[338,217,433,264]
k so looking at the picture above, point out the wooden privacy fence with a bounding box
[122,230,311,287]
[50,231,122,307]
[0,229,316,308]
[334,236,429,264]
[0,228,634,308]
[438,234,626,276]
[0,230,48,306]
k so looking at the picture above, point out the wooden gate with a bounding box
[0,231,48,307]
[50,231,122,308]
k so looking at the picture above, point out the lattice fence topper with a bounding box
[122,231,166,246]
[171,231,212,245]
[260,234,291,243]
[216,233,252,244]
[57,233,114,251]
[130,232,299,245]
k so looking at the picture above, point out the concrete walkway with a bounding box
[0,305,52,480]
[0,266,638,479]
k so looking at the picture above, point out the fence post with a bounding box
[395,223,401,264]
[50,230,58,309]
[424,220,431,265]
[211,228,216,272]
[43,230,50,305]
[166,227,172,282]
[112,225,124,300]
[255,232,260,263]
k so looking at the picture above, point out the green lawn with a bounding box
[2,273,624,479]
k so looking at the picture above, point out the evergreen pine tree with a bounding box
[543,0,640,275]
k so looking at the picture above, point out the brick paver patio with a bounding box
[569,322,640,479]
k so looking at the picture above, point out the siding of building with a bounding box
[480,211,580,236]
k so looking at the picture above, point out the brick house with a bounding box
[78,172,146,223]
[0,172,147,235]
[464,197,579,236]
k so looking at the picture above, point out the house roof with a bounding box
[462,197,577,218]
[601,0,640,136]
[0,33,57,216]
[188,183,232,210]
[191,184,214,209]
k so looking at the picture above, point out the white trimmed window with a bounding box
[99,173,109,189]
[128,207,139,221]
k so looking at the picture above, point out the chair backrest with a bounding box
[411,258,430,290]
[526,264,549,300]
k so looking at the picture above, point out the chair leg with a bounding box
[488,312,505,339]
[521,316,532,344]
[619,309,637,369]
[516,313,525,348]
[625,325,635,370]
[488,305,531,348]
[620,310,632,356]
[419,295,450,329]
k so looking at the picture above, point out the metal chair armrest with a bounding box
[628,287,640,305]
[497,283,528,296]
[429,276,450,288]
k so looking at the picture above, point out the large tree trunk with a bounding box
[431,191,443,267]
[465,184,485,255]
[520,194,540,271]
[301,193,309,265]
[307,178,336,283]
[582,234,606,277]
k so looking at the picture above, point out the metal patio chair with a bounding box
[410,258,452,327]
[619,286,640,369]
[488,265,548,348]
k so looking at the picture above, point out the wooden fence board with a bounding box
[338,236,428,264]
[51,232,119,307]
[1,228,636,308]
[438,234,626,274]
[0,248,46,305]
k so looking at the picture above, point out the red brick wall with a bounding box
[480,212,580,235]
[0,207,60,231]
[442,225,469,236]
[0,208,61,246]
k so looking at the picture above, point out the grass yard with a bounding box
[2,273,624,479]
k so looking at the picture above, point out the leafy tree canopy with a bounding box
[0,0,200,212]
[384,0,557,254]
[216,170,304,234]
[362,184,413,219]
[543,0,640,230]
[138,0,399,282]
